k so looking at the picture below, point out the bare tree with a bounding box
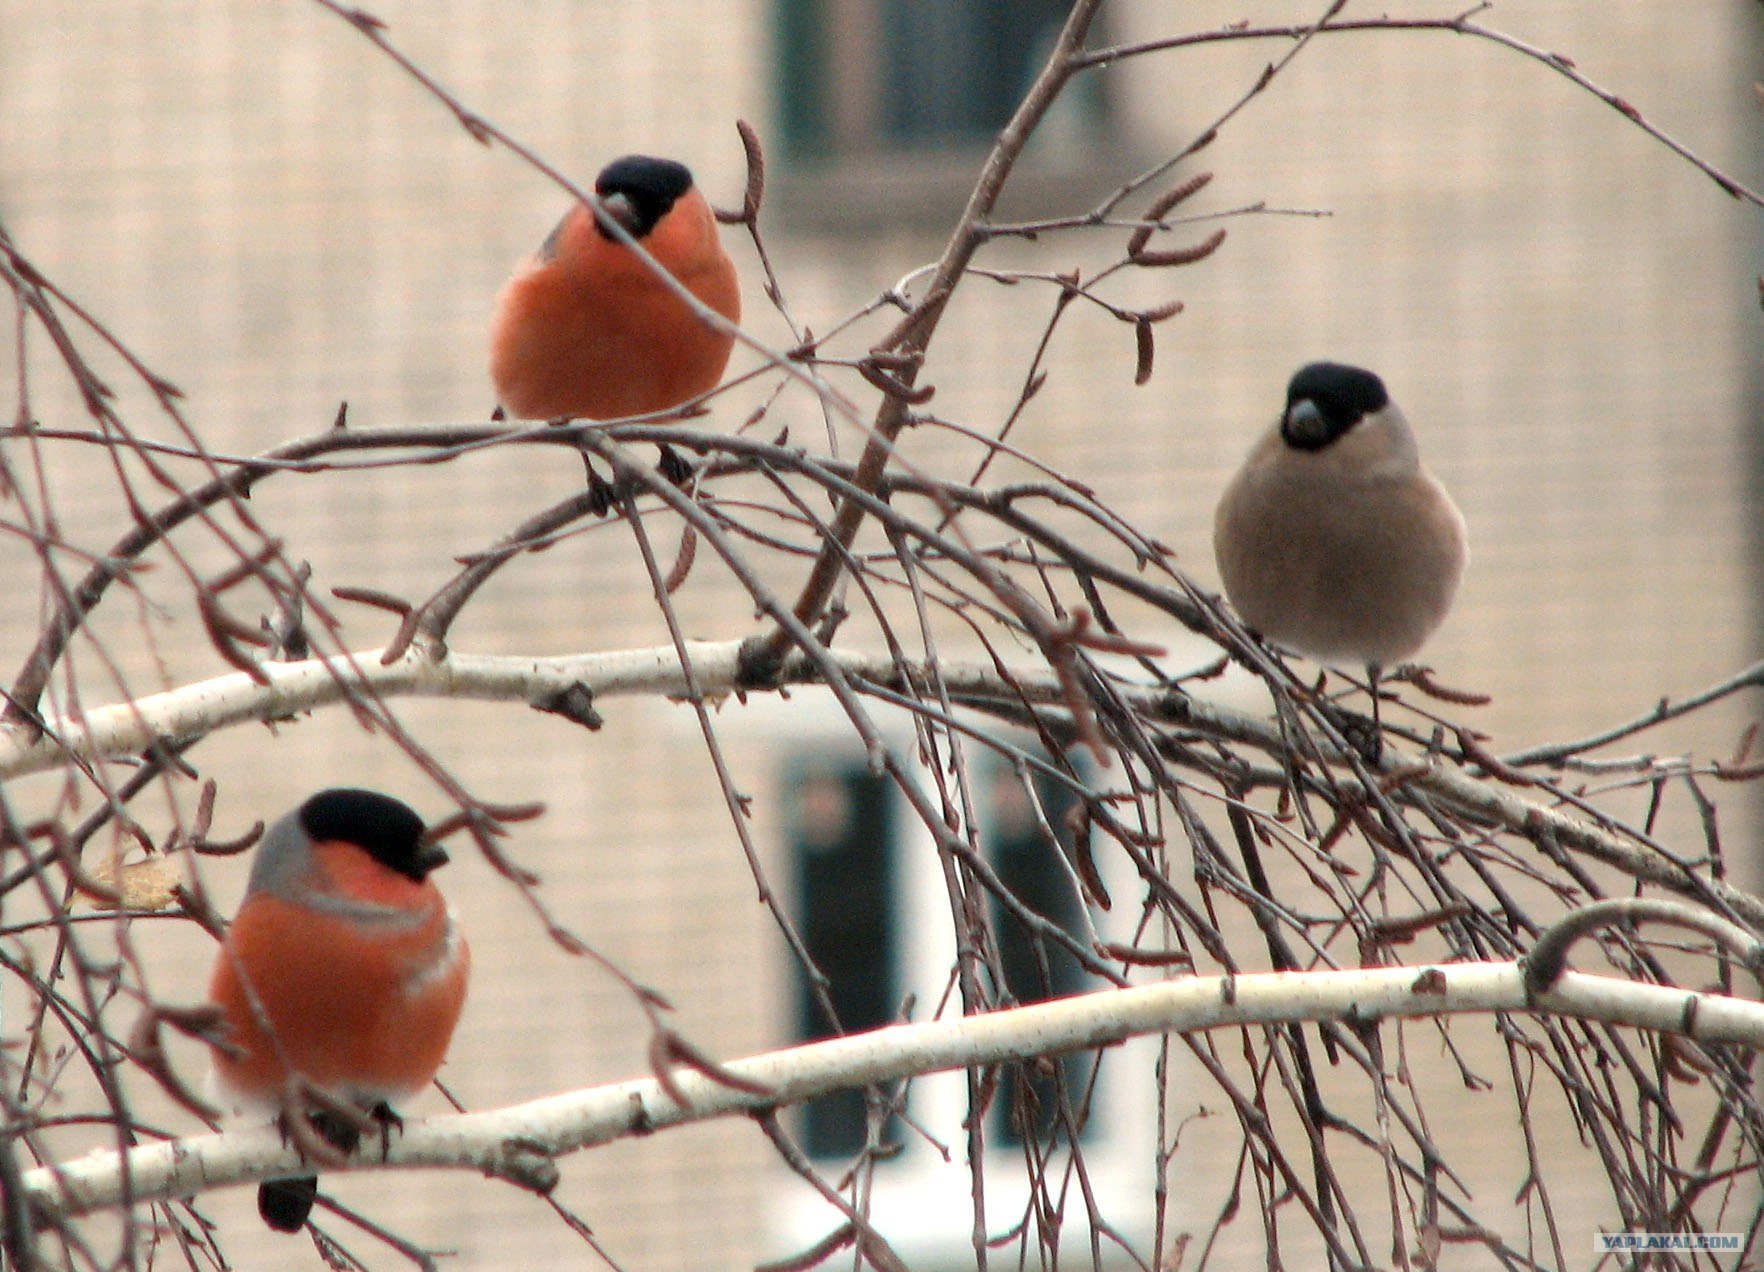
[3,2,1763,1269]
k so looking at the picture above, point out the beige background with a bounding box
[2,2,1761,1267]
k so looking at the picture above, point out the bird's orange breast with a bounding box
[208,874,468,1107]
[489,186,740,421]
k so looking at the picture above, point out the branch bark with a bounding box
[22,963,1764,1224]
[10,641,1761,927]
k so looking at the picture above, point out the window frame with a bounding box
[750,694,1164,1261]
[767,0,1133,235]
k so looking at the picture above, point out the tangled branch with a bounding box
[4,2,1763,1269]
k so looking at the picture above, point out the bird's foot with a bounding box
[582,461,617,517]
[306,1105,367,1156]
[1325,704,1384,765]
[367,1100,403,1157]
[259,1100,399,1234]
[657,442,692,486]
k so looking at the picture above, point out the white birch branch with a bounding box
[1,642,756,778]
[6,641,1759,924]
[21,963,1764,1224]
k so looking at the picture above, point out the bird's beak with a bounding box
[595,191,640,238]
[414,842,451,877]
[1283,399,1331,448]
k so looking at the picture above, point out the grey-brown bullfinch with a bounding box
[1213,362,1468,695]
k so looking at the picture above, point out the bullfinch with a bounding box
[1213,362,1467,693]
[207,788,470,1233]
[488,154,741,421]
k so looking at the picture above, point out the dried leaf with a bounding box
[87,854,182,911]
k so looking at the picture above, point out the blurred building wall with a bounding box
[1,2,1760,1267]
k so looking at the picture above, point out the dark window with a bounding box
[982,760,1095,1146]
[787,758,897,1158]
[785,748,1097,1161]
[774,0,1110,162]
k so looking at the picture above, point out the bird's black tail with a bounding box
[258,1176,318,1233]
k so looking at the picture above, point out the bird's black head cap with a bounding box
[1281,362,1389,452]
[297,788,447,882]
[593,155,695,241]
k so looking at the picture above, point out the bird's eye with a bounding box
[1283,399,1333,448]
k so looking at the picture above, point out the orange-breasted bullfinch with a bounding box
[489,154,741,421]
[207,788,469,1233]
[1213,362,1467,684]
